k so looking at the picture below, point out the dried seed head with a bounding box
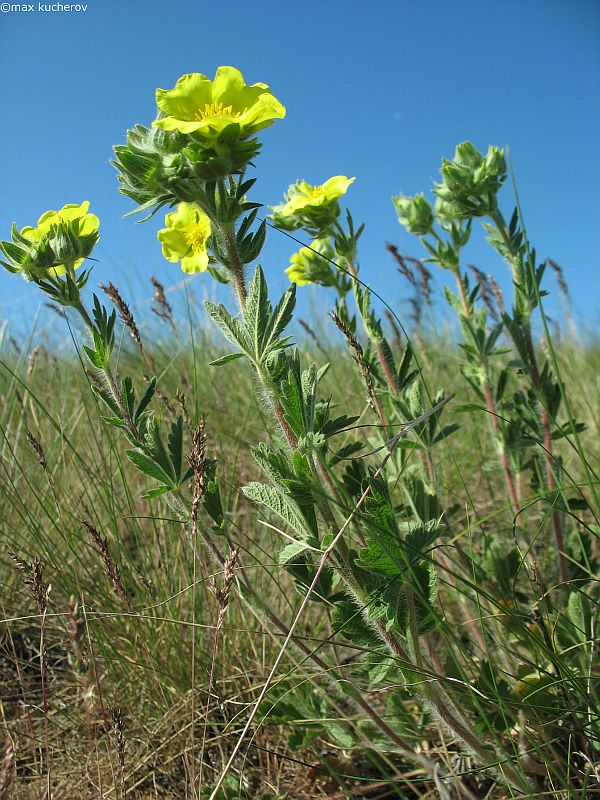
[108,705,126,763]
[44,302,66,319]
[414,260,433,307]
[386,242,417,287]
[546,258,570,301]
[487,273,505,316]
[331,312,381,415]
[214,547,240,627]
[80,519,131,610]
[408,297,422,327]
[9,553,50,615]
[100,282,142,348]
[175,388,191,427]
[107,705,126,794]
[26,431,48,472]
[150,276,174,327]
[27,345,40,377]
[468,264,500,321]
[0,742,14,799]
[188,419,208,522]
[384,309,402,348]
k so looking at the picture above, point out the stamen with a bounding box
[193,102,240,121]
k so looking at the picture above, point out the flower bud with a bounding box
[393,193,434,235]
[434,142,506,218]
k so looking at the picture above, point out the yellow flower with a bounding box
[271,176,355,233]
[285,249,314,286]
[154,66,285,138]
[285,238,337,287]
[20,201,99,275]
[157,203,212,274]
[279,177,354,216]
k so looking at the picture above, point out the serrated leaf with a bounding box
[320,414,359,439]
[402,520,442,563]
[244,265,271,359]
[204,301,250,355]
[262,285,296,357]
[242,481,314,539]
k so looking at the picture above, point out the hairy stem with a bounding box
[224,229,247,307]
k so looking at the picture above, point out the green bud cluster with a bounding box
[434,142,506,218]
[113,123,261,217]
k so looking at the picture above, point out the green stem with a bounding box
[219,231,529,791]
[489,210,569,590]
[170,493,455,788]
[73,299,139,441]
[224,228,247,307]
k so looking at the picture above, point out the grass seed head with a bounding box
[100,282,142,348]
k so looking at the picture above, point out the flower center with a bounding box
[194,101,241,121]
[185,227,206,251]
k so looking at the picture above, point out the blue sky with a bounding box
[1,0,599,338]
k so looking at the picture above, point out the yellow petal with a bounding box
[181,250,209,273]
[156,73,213,120]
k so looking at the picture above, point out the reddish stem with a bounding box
[375,343,399,395]
[482,379,520,516]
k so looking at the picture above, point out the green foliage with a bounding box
[3,72,599,796]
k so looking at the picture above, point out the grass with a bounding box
[0,295,598,799]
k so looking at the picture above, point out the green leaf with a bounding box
[121,376,136,417]
[567,591,593,645]
[90,384,121,417]
[168,416,184,482]
[209,353,245,367]
[331,599,380,646]
[204,301,250,356]
[327,723,355,748]
[141,485,171,500]
[278,540,313,564]
[242,481,314,540]
[135,377,156,422]
[144,417,176,481]
[262,285,296,357]
[374,564,438,635]
[320,414,359,439]
[244,265,271,359]
[83,344,104,369]
[202,462,225,532]
[126,449,175,487]
[402,520,442,564]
